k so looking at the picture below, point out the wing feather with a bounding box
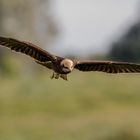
[0,36,57,62]
[74,61,140,73]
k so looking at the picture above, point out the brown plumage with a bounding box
[75,61,140,73]
[0,36,140,80]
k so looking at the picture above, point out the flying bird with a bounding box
[0,36,140,81]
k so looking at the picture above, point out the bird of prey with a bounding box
[0,36,140,81]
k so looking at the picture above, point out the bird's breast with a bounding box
[52,62,69,74]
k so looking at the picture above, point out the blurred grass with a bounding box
[0,70,140,140]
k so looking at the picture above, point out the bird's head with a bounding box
[60,59,74,73]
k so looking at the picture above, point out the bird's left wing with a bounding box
[0,36,57,62]
[74,60,140,73]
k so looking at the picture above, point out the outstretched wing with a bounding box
[74,61,140,73]
[0,36,57,62]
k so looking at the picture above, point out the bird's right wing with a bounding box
[0,36,58,62]
[74,60,140,73]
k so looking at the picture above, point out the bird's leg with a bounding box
[51,73,68,81]
[50,72,55,79]
[54,73,60,79]
[51,72,60,79]
[60,74,68,81]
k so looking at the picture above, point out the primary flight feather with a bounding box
[0,36,140,80]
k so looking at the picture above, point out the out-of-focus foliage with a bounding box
[0,72,140,140]
[108,21,140,63]
[0,0,58,74]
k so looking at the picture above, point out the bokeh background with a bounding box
[0,0,140,140]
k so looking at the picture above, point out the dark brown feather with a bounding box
[0,37,57,62]
[74,61,140,73]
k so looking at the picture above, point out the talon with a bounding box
[51,73,60,79]
[60,74,68,81]
[55,74,59,79]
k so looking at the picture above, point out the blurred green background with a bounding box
[0,0,140,140]
[1,72,140,140]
